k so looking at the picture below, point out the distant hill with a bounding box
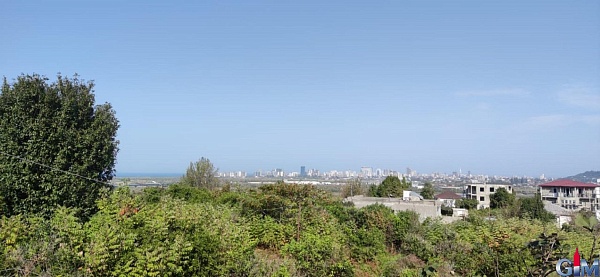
[565,171,600,183]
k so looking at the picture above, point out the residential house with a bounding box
[434,191,462,208]
[543,201,573,227]
[539,179,600,212]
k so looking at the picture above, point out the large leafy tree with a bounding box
[518,194,555,223]
[456,198,478,210]
[181,157,219,189]
[490,188,515,209]
[0,74,119,218]
[420,182,435,199]
[369,176,410,197]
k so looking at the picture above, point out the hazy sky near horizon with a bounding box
[2,1,599,178]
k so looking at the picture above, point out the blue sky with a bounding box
[2,1,599,178]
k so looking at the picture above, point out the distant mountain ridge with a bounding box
[565,171,600,183]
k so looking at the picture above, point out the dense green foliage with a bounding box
[524,232,570,277]
[368,176,410,197]
[420,182,435,199]
[490,188,515,209]
[0,181,596,276]
[0,74,119,219]
[518,194,555,222]
[456,198,479,210]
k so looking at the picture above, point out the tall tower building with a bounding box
[361,167,373,178]
[300,166,306,177]
[275,168,284,177]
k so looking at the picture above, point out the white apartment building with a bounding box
[464,183,513,209]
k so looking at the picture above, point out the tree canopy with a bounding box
[420,182,435,199]
[181,157,219,189]
[368,176,411,197]
[0,74,119,218]
[490,188,515,209]
[456,198,479,210]
[518,194,555,222]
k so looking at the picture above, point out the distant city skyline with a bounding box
[117,163,585,180]
[2,1,599,179]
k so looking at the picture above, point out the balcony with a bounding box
[541,193,597,199]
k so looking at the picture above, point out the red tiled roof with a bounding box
[539,179,598,188]
[435,191,462,200]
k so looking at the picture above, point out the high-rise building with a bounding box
[300,166,306,177]
[406,167,416,177]
[361,167,373,178]
[275,168,284,177]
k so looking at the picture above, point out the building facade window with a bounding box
[480,196,485,201]
[480,187,484,192]
[490,187,495,192]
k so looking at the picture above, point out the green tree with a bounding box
[519,194,555,222]
[0,74,119,218]
[420,182,435,200]
[490,188,515,209]
[370,176,410,197]
[456,198,478,210]
[181,157,219,189]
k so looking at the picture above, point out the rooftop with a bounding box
[539,179,598,188]
[435,191,462,200]
[543,201,572,216]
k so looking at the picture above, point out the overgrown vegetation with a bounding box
[0,74,594,276]
[0,181,596,276]
[341,178,363,198]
